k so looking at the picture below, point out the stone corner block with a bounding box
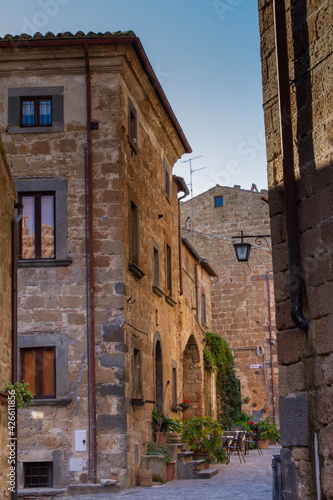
[279,393,309,447]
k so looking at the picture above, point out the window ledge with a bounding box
[131,398,145,407]
[30,397,72,407]
[165,295,177,307]
[171,405,182,412]
[128,262,145,280]
[201,323,209,329]
[18,258,72,268]
[152,285,165,298]
[7,125,63,134]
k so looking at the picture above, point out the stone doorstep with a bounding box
[18,488,67,497]
[195,468,219,479]
[67,482,120,495]
[18,482,121,498]
[177,451,195,463]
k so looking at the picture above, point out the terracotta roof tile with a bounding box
[0,30,136,42]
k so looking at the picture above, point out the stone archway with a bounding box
[183,335,204,418]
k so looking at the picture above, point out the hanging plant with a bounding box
[204,332,242,428]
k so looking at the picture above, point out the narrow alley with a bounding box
[64,446,279,500]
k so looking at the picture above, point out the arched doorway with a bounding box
[154,338,163,414]
[183,335,203,418]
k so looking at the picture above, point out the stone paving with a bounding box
[62,446,280,500]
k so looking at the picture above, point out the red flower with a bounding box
[184,399,189,404]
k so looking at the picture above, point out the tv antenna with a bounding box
[182,155,207,216]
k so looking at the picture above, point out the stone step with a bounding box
[67,482,120,495]
[177,451,195,463]
[186,459,206,472]
[195,468,219,479]
[177,456,207,480]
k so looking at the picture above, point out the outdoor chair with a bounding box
[225,431,246,464]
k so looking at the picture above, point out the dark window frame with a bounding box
[128,98,138,152]
[165,240,172,297]
[15,179,71,268]
[18,333,69,402]
[20,347,56,399]
[201,288,207,326]
[20,96,52,128]
[164,160,171,201]
[8,86,63,134]
[214,196,224,208]
[132,348,142,399]
[128,188,145,280]
[19,192,55,260]
[24,462,53,488]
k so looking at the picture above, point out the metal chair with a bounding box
[225,431,246,463]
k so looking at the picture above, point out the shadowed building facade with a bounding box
[0,31,217,492]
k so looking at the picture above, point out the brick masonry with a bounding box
[0,136,15,499]
[258,0,333,498]
[0,36,215,490]
[180,185,279,422]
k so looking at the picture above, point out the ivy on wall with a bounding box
[204,331,242,428]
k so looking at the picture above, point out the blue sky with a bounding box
[0,0,267,198]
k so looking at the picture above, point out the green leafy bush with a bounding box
[204,332,242,428]
[0,381,33,409]
[180,416,226,463]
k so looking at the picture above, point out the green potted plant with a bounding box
[257,417,280,448]
[0,381,33,409]
[243,396,250,404]
[180,416,226,464]
[152,407,180,445]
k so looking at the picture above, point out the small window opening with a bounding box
[24,462,53,488]
[214,196,224,208]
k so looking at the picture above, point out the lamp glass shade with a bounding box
[234,242,251,262]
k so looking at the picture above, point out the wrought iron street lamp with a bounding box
[232,231,271,262]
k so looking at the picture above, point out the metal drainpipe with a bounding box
[11,202,21,500]
[84,43,97,484]
[266,269,277,423]
[273,0,309,332]
[195,262,201,324]
[178,191,188,296]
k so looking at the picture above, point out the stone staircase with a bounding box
[166,442,218,480]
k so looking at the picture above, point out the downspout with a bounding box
[266,269,277,423]
[174,176,189,296]
[84,43,97,484]
[12,202,21,500]
[273,0,309,332]
[195,262,200,324]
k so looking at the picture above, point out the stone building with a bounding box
[180,185,278,422]
[258,0,333,498]
[0,136,15,499]
[0,31,217,492]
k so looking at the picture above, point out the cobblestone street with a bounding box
[63,446,279,500]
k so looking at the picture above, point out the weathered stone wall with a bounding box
[258,0,333,498]
[0,39,213,491]
[0,136,15,499]
[180,185,278,422]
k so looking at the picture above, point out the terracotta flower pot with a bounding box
[0,392,9,406]
[153,432,167,445]
[257,439,269,449]
[166,461,176,482]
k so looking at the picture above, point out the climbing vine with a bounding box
[204,332,242,428]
